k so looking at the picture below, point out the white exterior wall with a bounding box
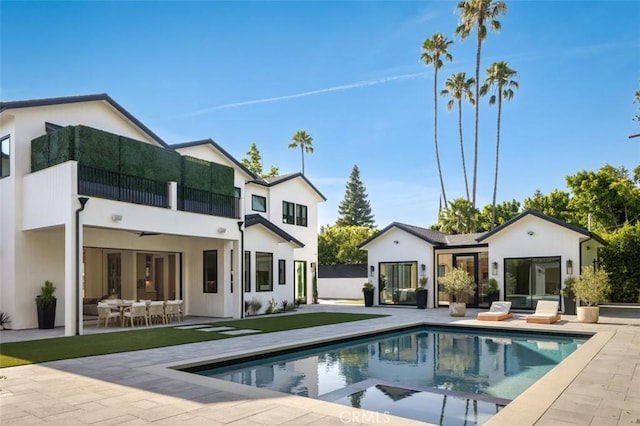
[485,215,584,305]
[317,277,366,300]
[363,227,435,308]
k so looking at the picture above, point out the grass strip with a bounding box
[0,312,385,368]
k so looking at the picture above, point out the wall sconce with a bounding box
[310,262,316,270]
[420,263,426,277]
[370,265,375,277]
[111,214,123,222]
[492,261,498,276]
[566,259,573,275]
[217,227,227,234]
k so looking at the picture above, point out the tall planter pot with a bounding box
[363,290,374,307]
[563,294,576,315]
[577,306,599,323]
[37,297,57,329]
[416,289,428,309]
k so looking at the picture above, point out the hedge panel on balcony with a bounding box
[120,135,181,183]
[77,126,120,172]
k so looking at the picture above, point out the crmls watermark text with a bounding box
[340,411,391,423]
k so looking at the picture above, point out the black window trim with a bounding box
[0,134,10,179]
[252,194,267,212]
[203,250,218,293]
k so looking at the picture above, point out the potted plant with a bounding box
[486,278,499,304]
[362,281,375,307]
[440,267,475,317]
[572,265,610,323]
[0,312,10,330]
[560,276,577,315]
[416,277,428,309]
[35,280,57,329]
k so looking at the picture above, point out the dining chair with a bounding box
[165,300,181,323]
[97,302,121,327]
[147,301,166,325]
[123,302,148,327]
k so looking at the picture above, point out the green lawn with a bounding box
[0,312,385,368]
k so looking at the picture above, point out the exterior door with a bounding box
[294,261,307,303]
[454,254,477,306]
[107,253,121,297]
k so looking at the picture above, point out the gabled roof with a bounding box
[171,138,257,179]
[244,214,304,248]
[358,222,486,248]
[249,173,327,201]
[475,209,606,244]
[0,93,169,148]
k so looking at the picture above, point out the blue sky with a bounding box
[2,1,639,229]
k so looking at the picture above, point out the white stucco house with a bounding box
[359,210,604,312]
[0,94,325,335]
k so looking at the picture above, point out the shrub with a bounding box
[573,265,611,306]
[35,281,56,308]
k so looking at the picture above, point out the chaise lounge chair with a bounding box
[526,300,560,324]
[477,301,512,321]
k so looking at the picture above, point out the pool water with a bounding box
[192,326,586,425]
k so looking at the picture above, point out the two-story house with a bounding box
[0,94,325,335]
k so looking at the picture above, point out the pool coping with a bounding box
[144,319,609,426]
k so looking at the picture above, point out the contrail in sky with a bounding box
[181,71,427,117]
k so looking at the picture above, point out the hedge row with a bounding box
[31,125,234,194]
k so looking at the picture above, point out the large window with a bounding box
[1,135,9,178]
[256,252,273,292]
[203,250,218,293]
[379,262,417,305]
[282,201,295,224]
[252,195,266,212]
[244,251,251,292]
[505,257,560,310]
[296,204,308,227]
[278,259,286,285]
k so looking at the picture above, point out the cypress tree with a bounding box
[336,165,375,227]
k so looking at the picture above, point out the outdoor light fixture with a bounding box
[217,227,227,234]
[527,230,535,236]
[370,265,375,277]
[492,261,498,276]
[566,259,573,275]
[111,214,123,222]
[420,263,426,277]
[393,240,399,244]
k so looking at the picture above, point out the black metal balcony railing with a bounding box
[78,165,168,208]
[178,185,240,219]
[78,165,239,218]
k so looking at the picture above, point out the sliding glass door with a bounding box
[379,262,417,305]
[505,257,560,310]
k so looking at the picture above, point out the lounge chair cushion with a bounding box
[526,300,560,324]
[478,301,512,321]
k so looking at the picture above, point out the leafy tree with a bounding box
[420,33,454,207]
[438,197,479,234]
[455,0,507,208]
[523,189,575,224]
[480,61,519,229]
[317,225,376,265]
[336,165,375,227]
[441,72,475,201]
[288,130,314,175]
[600,222,640,302]
[633,80,640,124]
[478,199,520,231]
[566,164,640,233]
[240,142,279,178]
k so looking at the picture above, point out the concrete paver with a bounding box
[0,304,638,425]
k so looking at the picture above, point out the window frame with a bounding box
[244,251,251,292]
[0,135,10,179]
[251,195,267,212]
[296,204,308,227]
[203,250,218,293]
[278,259,286,285]
[282,201,295,224]
[256,252,273,292]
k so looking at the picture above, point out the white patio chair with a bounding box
[165,300,181,323]
[97,302,121,327]
[123,302,148,327]
[477,301,512,321]
[526,300,560,324]
[147,301,166,325]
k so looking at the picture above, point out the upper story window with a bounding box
[252,195,266,212]
[283,201,295,224]
[1,135,10,178]
[234,187,241,198]
[296,204,308,227]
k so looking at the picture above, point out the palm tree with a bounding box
[455,0,507,208]
[438,197,479,234]
[441,72,475,201]
[480,61,518,230]
[420,33,453,207]
[288,130,314,175]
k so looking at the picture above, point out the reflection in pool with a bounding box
[191,327,586,424]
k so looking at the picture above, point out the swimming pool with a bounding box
[187,326,587,424]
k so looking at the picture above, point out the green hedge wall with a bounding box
[31,125,233,194]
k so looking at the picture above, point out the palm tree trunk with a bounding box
[434,66,448,207]
[458,98,470,201]
[472,33,482,208]
[491,91,502,230]
[300,144,305,175]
